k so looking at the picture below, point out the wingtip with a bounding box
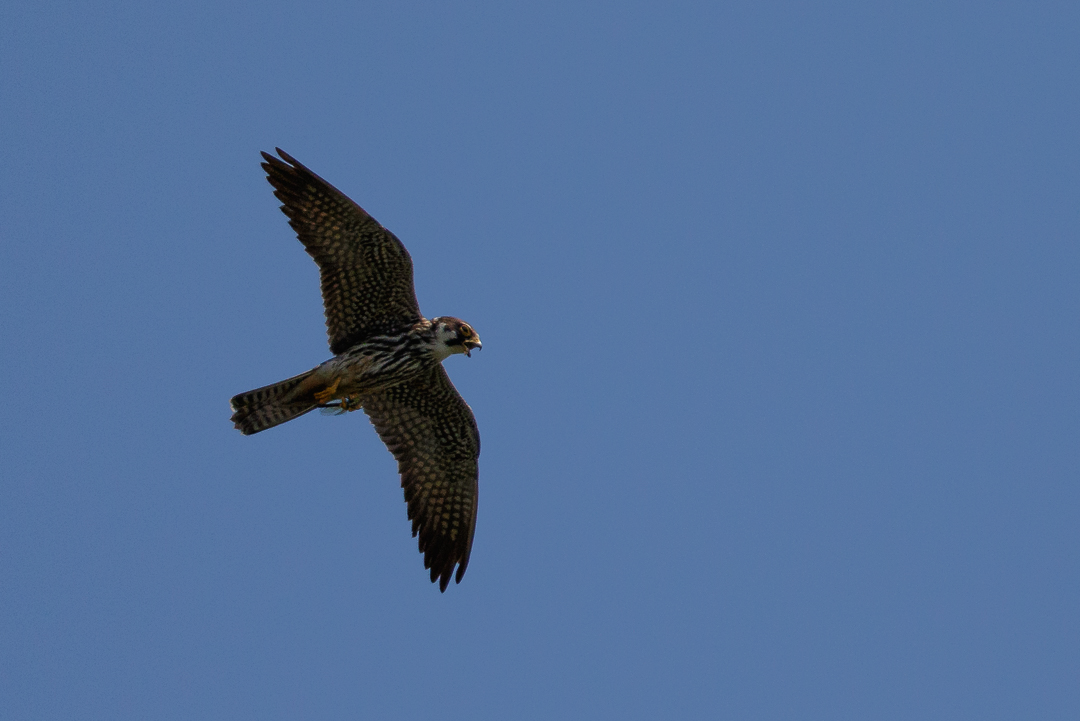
[274,147,300,167]
[260,148,298,171]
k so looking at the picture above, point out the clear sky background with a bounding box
[2,2,1078,719]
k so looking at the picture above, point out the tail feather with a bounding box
[230,369,319,435]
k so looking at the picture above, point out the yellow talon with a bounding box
[341,397,362,412]
[314,378,341,404]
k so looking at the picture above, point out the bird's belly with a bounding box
[326,346,432,397]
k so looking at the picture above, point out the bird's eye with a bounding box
[461,325,472,336]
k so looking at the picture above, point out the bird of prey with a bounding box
[230,149,483,591]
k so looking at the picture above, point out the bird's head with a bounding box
[432,317,482,359]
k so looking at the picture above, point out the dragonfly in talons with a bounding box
[317,397,362,415]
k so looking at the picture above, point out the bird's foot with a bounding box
[313,379,341,404]
[340,396,362,412]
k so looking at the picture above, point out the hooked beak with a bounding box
[463,337,482,358]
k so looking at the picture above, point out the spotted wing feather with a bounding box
[362,365,480,591]
[261,148,422,355]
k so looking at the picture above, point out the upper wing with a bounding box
[262,149,422,355]
[362,365,480,591]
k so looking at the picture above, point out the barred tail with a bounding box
[230,369,319,435]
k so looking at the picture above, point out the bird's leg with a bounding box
[340,396,362,412]
[313,378,342,404]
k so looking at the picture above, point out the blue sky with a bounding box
[2,1,1078,718]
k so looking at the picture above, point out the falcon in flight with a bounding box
[230,149,483,591]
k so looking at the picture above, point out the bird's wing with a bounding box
[362,365,480,591]
[261,148,422,355]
